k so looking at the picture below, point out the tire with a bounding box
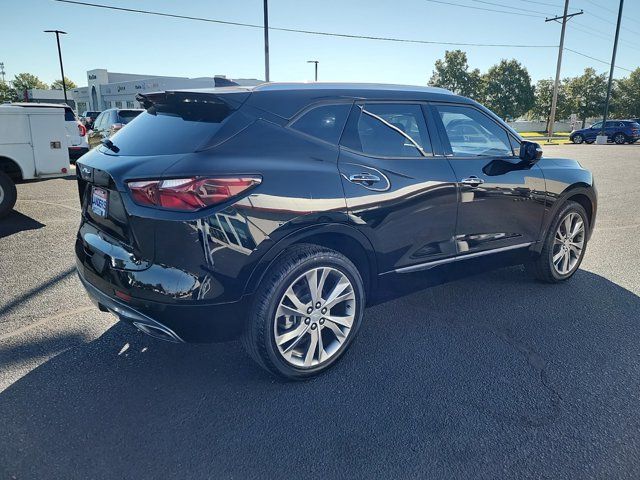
[613,132,627,145]
[242,244,365,380]
[572,134,584,144]
[585,139,594,144]
[0,171,17,219]
[527,201,589,283]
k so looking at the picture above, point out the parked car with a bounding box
[11,103,89,161]
[75,83,597,379]
[570,120,640,144]
[0,104,71,217]
[81,110,101,129]
[87,108,143,149]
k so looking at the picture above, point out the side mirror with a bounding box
[519,141,542,164]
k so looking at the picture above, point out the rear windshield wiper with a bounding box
[101,138,120,153]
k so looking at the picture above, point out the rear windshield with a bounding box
[117,110,142,124]
[106,94,234,155]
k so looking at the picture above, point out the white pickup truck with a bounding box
[0,104,71,218]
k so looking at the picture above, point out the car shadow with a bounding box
[0,210,45,239]
[1,267,640,479]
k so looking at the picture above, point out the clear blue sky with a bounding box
[1,0,638,87]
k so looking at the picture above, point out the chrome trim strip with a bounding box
[395,242,534,274]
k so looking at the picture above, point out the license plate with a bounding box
[91,187,108,217]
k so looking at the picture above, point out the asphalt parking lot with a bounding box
[1,143,639,479]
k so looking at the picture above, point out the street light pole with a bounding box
[545,1,582,142]
[307,60,319,81]
[44,30,68,104]
[0,63,5,83]
[600,0,624,140]
[263,0,270,82]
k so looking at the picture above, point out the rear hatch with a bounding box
[76,88,252,269]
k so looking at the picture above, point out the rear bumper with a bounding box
[76,261,249,343]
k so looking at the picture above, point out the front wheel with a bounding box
[613,133,627,145]
[242,244,365,379]
[0,171,17,219]
[527,201,589,283]
[572,134,584,144]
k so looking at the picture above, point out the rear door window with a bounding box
[341,103,432,157]
[289,103,351,144]
[64,107,76,122]
[435,104,513,157]
[117,110,142,124]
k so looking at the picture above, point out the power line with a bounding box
[581,0,617,14]
[54,0,556,47]
[514,0,567,8]
[571,20,640,49]
[468,0,549,15]
[423,0,546,17]
[564,47,634,73]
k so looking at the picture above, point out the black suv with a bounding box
[75,83,597,379]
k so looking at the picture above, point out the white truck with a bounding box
[0,104,71,218]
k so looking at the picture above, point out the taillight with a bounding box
[78,123,87,137]
[127,177,261,211]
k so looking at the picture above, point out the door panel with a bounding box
[28,113,69,175]
[338,102,458,273]
[432,103,546,254]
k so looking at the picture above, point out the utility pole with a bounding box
[599,0,624,140]
[44,30,68,103]
[307,60,319,81]
[545,2,582,141]
[263,0,270,82]
[0,63,5,83]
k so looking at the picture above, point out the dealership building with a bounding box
[71,68,262,113]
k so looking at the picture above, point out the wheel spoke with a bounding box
[284,285,307,312]
[325,314,354,329]
[278,303,306,318]
[323,320,346,339]
[563,215,572,237]
[305,269,319,304]
[276,323,306,346]
[304,328,318,366]
[317,328,324,363]
[569,219,583,239]
[561,250,570,272]
[553,249,564,264]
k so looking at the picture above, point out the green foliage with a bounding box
[482,59,535,120]
[428,50,483,100]
[529,78,570,126]
[564,68,607,127]
[613,67,640,119]
[51,77,77,90]
[11,73,49,93]
[0,82,18,103]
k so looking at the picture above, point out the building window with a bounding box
[115,101,123,108]
[126,101,135,108]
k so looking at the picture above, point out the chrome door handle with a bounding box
[349,173,381,184]
[460,176,484,186]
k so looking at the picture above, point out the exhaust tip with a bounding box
[132,321,184,343]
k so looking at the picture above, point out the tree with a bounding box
[0,82,18,103]
[564,68,607,128]
[51,77,77,90]
[613,67,640,119]
[482,59,535,120]
[529,78,570,130]
[428,50,483,100]
[11,73,49,95]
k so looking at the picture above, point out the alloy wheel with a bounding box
[0,184,4,205]
[273,266,356,368]
[614,133,626,144]
[573,135,583,144]
[552,212,585,275]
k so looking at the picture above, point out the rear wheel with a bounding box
[527,201,588,283]
[0,171,17,219]
[572,134,584,144]
[242,244,365,379]
[613,132,627,144]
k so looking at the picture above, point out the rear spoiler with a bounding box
[135,90,250,111]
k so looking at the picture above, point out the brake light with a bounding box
[78,123,87,137]
[127,177,261,211]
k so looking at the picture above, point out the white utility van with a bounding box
[0,104,71,218]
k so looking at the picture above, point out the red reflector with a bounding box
[114,290,132,302]
[78,123,87,137]
[127,176,261,211]
[61,167,67,174]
